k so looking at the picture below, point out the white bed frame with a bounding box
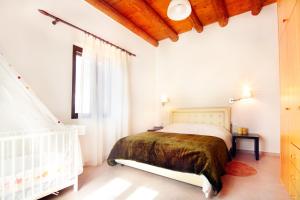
[115,107,231,199]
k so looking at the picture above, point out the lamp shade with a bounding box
[167,0,192,21]
[160,95,169,104]
[242,85,253,99]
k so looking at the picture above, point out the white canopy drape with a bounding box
[0,52,83,179]
[0,54,60,132]
[77,34,130,165]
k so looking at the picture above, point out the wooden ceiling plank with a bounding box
[130,0,179,42]
[190,9,203,33]
[211,0,229,27]
[87,0,277,44]
[85,0,159,46]
[251,0,263,15]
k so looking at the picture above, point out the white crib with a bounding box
[0,127,81,200]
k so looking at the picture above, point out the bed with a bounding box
[107,107,231,198]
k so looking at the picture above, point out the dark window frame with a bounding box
[71,45,83,119]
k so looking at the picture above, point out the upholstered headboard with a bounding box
[169,107,231,131]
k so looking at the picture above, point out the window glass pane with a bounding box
[75,54,82,113]
[75,54,91,115]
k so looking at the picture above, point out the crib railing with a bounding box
[0,127,79,200]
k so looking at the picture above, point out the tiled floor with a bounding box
[42,153,290,200]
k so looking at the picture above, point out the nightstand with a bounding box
[147,126,163,132]
[232,133,260,160]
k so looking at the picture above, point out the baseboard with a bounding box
[237,149,280,157]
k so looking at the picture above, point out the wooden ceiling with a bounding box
[86,0,277,46]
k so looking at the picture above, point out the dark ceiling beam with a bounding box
[211,0,229,27]
[85,0,159,46]
[251,0,263,15]
[190,9,203,33]
[130,0,179,42]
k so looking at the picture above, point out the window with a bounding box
[71,45,83,119]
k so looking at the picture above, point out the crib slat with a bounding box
[48,134,50,191]
[22,135,25,199]
[60,130,64,187]
[12,140,16,200]
[55,131,58,189]
[39,135,42,195]
[69,131,72,178]
[62,130,65,179]
[74,129,78,191]
[1,141,4,200]
[31,137,34,199]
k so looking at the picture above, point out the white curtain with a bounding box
[77,34,130,166]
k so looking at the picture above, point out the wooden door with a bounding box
[286,0,297,151]
[290,0,300,149]
[279,23,290,187]
[278,0,297,37]
[278,0,300,194]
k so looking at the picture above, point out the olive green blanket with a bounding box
[107,131,230,192]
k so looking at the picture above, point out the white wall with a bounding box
[155,5,280,153]
[0,0,157,165]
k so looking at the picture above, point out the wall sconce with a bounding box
[161,95,169,106]
[229,85,253,104]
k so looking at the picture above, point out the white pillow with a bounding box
[160,123,232,149]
